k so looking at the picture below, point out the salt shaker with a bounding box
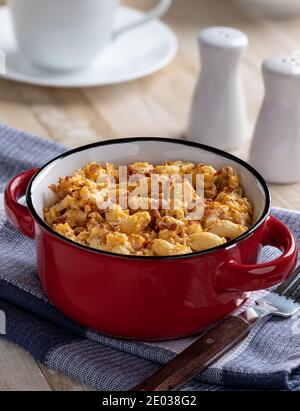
[249,56,300,183]
[186,27,248,150]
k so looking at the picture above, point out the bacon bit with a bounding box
[49,184,58,193]
[74,227,84,235]
[203,208,213,217]
[145,171,154,178]
[217,167,233,176]
[57,215,67,224]
[157,221,178,231]
[149,209,161,229]
[144,238,153,247]
[215,179,222,191]
[128,165,135,176]
[100,229,109,241]
[151,209,161,220]
[109,222,120,232]
[224,186,234,193]
[89,164,100,174]
[168,223,178,231]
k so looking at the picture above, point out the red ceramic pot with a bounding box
[4,138,298,340]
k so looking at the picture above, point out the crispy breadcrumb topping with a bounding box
[44,161,253,256]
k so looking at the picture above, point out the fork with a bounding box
[132,265,300,391]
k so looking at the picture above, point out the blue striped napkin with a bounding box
[0,124,299,391]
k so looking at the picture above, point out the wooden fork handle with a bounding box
[131,316,251,391]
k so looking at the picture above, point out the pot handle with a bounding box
[214,216,298,293]
[4,168,39,239]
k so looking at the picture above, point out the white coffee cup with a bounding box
[7,0,173,71]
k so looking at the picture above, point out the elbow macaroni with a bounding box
[209,220,247,240]
[189,232,226,252]
[152,239,192,256]
[44,161,253,256]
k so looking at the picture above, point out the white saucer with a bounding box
[0,5,178,88]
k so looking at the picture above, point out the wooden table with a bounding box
[0,0,299,391]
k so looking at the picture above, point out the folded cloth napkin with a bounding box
[0,124,300,391]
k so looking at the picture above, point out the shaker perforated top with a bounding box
[263,55,300,77]
[198,26,248,49]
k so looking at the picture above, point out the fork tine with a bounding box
[283,275,300,298]
[293,287,300,304]
[273,265,300,296]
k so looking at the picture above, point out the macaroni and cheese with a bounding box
[43,161,253,256]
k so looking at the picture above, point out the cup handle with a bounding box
[4,168,39,239]
[113,0,173,39]
[214,216,298,292]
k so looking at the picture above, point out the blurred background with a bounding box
[0,0,300,207]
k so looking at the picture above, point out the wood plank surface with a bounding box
[0,0,299,390]
[0,339,51,391]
